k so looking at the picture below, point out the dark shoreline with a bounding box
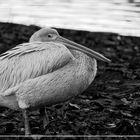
[0,22,140,139]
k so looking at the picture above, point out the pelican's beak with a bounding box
[56,36,111,63]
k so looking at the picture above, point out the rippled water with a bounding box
[0,0,140,36]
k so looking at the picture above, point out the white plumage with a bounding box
[0,28,110,135]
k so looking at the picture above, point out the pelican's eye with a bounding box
[47,34,53,38]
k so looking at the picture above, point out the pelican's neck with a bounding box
[71,50,97,85]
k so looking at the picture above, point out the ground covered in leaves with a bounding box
[0,22,140,140]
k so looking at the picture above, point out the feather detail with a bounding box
[1,51,96,110]
[0,42,74,92]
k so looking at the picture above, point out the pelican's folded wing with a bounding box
[0,42,74,93]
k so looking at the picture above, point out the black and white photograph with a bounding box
[0,0,140,139]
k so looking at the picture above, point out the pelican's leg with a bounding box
[22,109,31,135]
[39,107,49,129]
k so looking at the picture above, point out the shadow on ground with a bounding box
[0,22,140,140]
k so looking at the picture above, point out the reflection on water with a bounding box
[0,0,140,36]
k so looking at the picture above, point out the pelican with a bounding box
[0,28,110,135]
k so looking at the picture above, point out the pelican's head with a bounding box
[30,28,111,63]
